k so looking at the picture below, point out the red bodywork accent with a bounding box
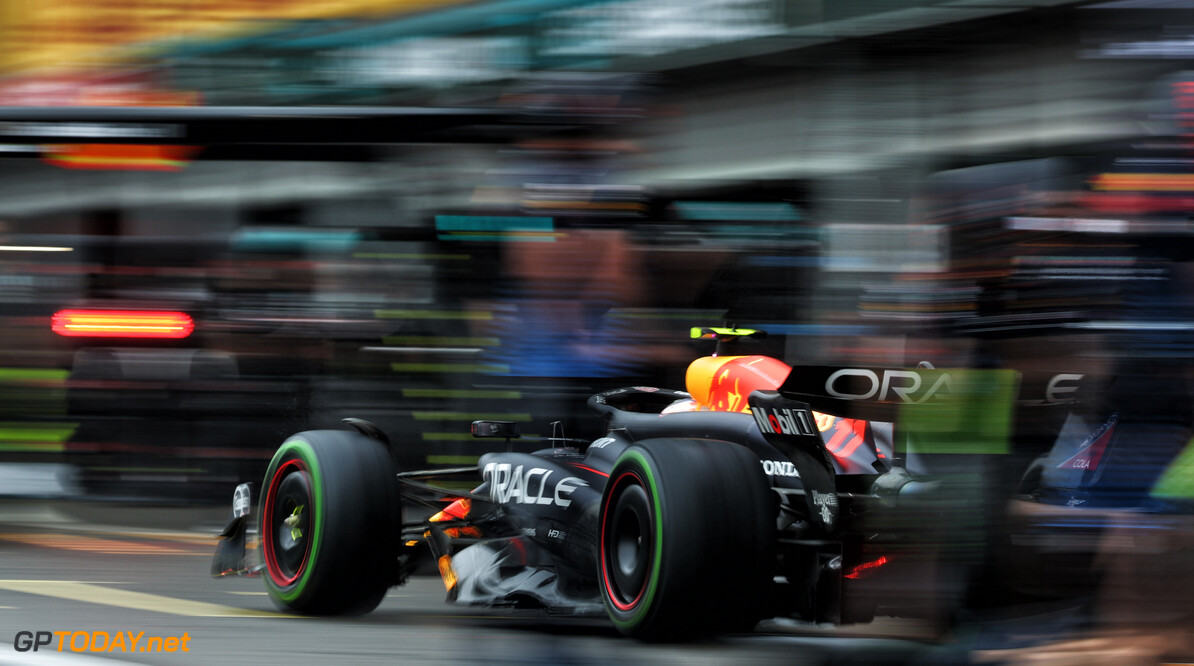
[1058,422,1115,472]
[687,354,871,460]
[431,498,472,522]
[687,355,791,413]
[823,418,870,459]
[567,463,609,477]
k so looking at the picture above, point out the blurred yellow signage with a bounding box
[0,0,453,73]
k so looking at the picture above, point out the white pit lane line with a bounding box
[0,581,297,618]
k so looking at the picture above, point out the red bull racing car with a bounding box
[212,327,1068,640]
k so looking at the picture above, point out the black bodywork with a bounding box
[437,385,855,619]
[213,355,1118,635]
[215,371,914,630]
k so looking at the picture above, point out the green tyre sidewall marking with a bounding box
[607,448,664,631]
[263,437,325,605]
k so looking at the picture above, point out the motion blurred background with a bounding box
[2,0,1194,660]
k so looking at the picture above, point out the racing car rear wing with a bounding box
[778,364,1097,424]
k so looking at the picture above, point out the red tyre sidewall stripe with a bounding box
[601,469,649,613]
[263,458,312,587]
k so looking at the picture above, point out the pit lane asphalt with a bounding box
[0,500,966,666]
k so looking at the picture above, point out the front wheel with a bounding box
[260,430,401,615]
[599,438,776,640]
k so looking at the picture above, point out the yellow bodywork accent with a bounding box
[437,555,457,591]
[685,355,745,407]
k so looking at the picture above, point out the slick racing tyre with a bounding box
[599,438,775,641]
[260,430,401,615]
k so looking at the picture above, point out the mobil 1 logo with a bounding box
[751,403,818,438]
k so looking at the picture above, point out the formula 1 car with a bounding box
[211,327,1054,640]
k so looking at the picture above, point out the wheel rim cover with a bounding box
[264,458,314,586]
[603,471,653,610]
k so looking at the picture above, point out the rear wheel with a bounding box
[260,430,401,615]
[599,438,776,640]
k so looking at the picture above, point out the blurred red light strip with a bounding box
[51,310,194,339]
[843,556,889,580]
[1090,173,1194,191]
[42,145,200,172]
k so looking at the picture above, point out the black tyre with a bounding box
[260,430,401,615]
[599,438,776,641]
